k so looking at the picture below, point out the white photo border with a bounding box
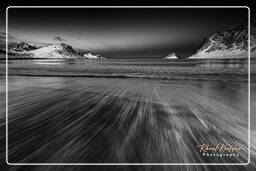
[5,6,251,166]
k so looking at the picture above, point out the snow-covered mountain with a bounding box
[0,48,18,56]
[251,23,256,56]
[190,24,256,59]
[13,43,82,58]
[83,53,106,60]
[164,53,180,59]
[11,42,38,52]
[7,42,107,59]
[28,43,81,58]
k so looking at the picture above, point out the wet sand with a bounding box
[0,76,250,165]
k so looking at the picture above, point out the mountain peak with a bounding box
[59,43,70,47]
[11,41,37,52]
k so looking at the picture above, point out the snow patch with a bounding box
[190,49,248,59]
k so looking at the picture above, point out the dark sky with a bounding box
[5,7,248,58]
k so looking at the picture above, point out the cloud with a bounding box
[0,32,18,41]
[0,32,20,48]
[53,36,66,42]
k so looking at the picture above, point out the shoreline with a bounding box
[1,73,251,82]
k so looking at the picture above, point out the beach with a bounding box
[0,58,254,166]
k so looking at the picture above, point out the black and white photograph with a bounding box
[0,3,256,171]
